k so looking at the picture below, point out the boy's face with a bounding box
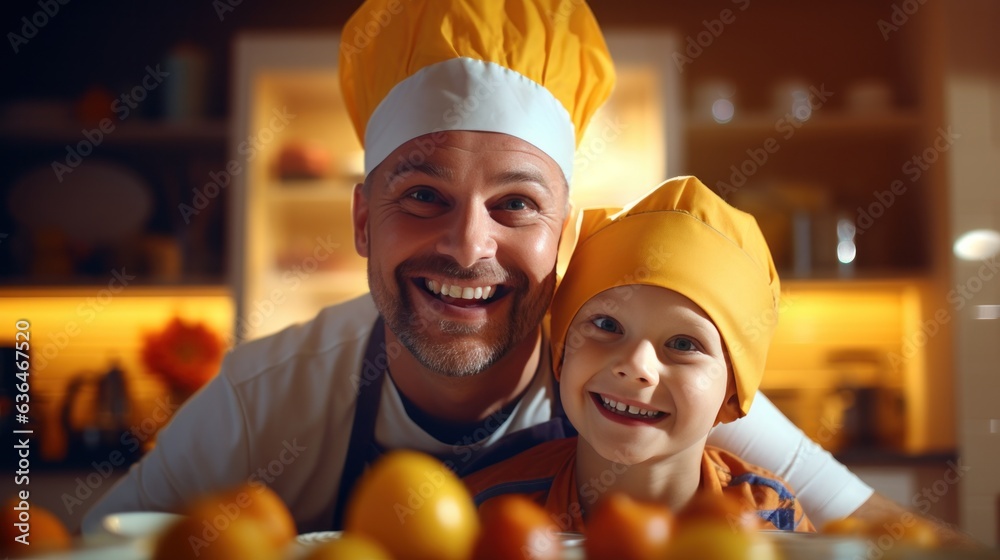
[559,285,731,465]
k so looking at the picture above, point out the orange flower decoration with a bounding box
[142,317,224,394]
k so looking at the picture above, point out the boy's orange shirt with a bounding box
[463,437,815,534]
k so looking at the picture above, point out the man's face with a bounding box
[353,131,569,377]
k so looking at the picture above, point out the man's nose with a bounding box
[435,204,498,268]
[614,340,661,385]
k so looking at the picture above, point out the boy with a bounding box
[464,175,814,533]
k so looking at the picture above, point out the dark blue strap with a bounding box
[330,318,386,529]
[456,417,576,477]
[454,361,573,477]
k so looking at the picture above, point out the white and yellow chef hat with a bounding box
[339,0,615,182]
[550,176,782,418]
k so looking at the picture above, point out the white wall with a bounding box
[945,0,1000,546]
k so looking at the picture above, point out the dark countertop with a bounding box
[835,447,959,467]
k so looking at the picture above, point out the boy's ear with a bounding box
[714,369,742,425]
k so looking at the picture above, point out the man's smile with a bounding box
[417,278,508,308]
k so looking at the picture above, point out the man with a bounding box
[83,0,970,544]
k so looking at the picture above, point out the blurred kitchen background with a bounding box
[0,0,997,544]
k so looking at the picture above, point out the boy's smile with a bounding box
[591,392,668,422]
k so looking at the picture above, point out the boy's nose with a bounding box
[435,205,498,268]
[614,340,660,385]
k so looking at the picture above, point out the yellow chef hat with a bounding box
[550,176,781,417]
[339,0,615,182]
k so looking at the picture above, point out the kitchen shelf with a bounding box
[685,109,921,138]
[267,269,367,295]
[0,114,230,288]
[0,284,232,298]
[267,180,355,203]
[835,448,957,466]
[777,269,932,284]
[0,118,228,146]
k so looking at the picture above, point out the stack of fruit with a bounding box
[7,451,976,559]
[145,450,789,560]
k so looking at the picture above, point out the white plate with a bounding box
[758,531,868,559]
[30,539,146,560]
[292,531,585,560]
[101,511,184,539]
[293,530,578,547]
[295,530,343,546]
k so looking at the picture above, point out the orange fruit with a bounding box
[864,514,940,549]
[186,483,297,550]
[0,498,71,557]
[151,515,280,560]
[584,493,672,560]
[674,492,764,533]
[662,522,778,560]
[821,516,869,537]
[151,483,295,560]
[472,495,561,560]
[823,514,939,550]
[345,450,480,560]
[898,520,940,548]
[302,534,393,560]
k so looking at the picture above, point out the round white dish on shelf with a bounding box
[7,159,153,245]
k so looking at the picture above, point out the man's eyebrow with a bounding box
[387,161,453,183]
[491,169,550,188]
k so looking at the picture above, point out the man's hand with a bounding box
[849,492,981,549]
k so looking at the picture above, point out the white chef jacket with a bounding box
[81,294,872,534]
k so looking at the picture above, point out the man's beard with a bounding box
[368,255,555,378]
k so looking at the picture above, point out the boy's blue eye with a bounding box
[591,316,621,333]
[667,337,697,352]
